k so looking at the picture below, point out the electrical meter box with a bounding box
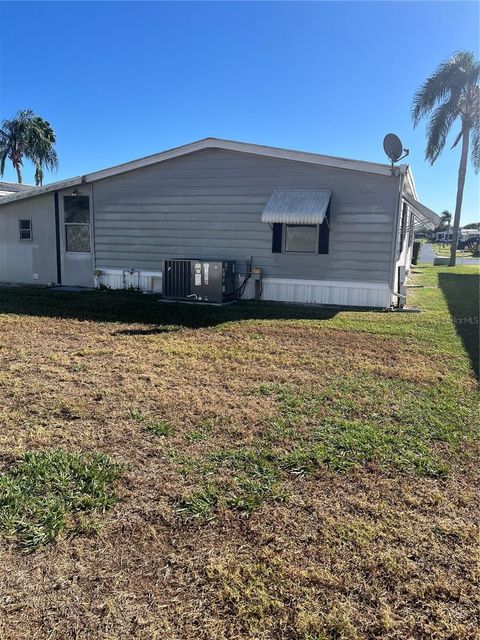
[163,260,236,303]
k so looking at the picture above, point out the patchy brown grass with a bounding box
[0,265,478,639]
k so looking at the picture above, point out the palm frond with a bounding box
[412,51,479,126]
[0,147,7,177]
[41,147,59,171]
[425,97,461,164]
[25,114,59,178]
[450,129,463,149]
[471,119,480,173]
[440,210,452,225]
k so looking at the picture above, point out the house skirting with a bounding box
[95,269,392,309]
[258,278,392,308]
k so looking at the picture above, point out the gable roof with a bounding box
[0,137,410,206]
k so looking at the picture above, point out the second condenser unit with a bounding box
[163,260,237,303]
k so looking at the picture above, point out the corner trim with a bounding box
[54,192,62,285]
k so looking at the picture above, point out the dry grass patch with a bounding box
[0,265,478,639]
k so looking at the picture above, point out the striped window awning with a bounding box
[261,189,332,225]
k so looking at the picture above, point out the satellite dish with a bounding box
[383,133,404,163]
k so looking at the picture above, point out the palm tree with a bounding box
[28,116,59,186]
[0,110,32,183]
[439,209,452,243]
[412,51,480,266]
[0,110,58,185]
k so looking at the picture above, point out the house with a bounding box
[435,229,454,243]
[0,138,439,308]
[461,228,480,241]
[0,181,36,197]
[435,227,480,245]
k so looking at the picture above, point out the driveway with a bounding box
[420,243,480,265]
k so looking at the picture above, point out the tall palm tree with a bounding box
[0,110,58,185]
[0,110,32,183]
[412,51,480,266]
[439,209,452,243]
[28,116,59,186]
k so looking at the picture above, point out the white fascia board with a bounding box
[0,176,83,205]
[0,137,395,207]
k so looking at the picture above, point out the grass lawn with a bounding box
[0,264,478,639]
[432,242,475,258]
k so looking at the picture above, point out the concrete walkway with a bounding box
[419,243,480,266]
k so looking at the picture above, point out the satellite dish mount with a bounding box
[383,133,409,174]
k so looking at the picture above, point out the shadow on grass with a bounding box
[113,327,182,336]
[0,286,347,329]
[438,273,479,379]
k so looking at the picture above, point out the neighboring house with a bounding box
[435,229,454,243]
[461,228,480,240]
[0,181,36,197]
[0,138,439,308]
[435,228,480,244]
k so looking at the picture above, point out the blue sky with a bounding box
[0,1,479,223]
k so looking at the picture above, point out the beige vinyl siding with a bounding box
[92,148,398,283]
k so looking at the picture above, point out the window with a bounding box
[19,219,32,241]
[64,196,90,252]
[285,224,318,253]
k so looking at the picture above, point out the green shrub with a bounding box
[412,240,422,265]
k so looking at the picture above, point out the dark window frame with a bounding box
[64,195,91,253]
[399,202,408,255]
[408,211,415,247]
[271,203,331,256]
[19,218,32,241]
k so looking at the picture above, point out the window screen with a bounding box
[285,225,318,253]
[66,225,91,252]
[19,219,32,241]
[64,196,90,252]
